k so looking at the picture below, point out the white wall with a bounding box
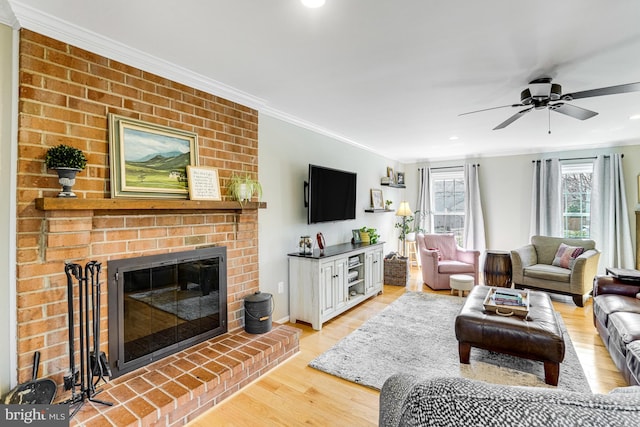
[0,22,17,394]
[258,114,405,322]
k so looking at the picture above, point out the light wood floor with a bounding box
[188,268,627,426]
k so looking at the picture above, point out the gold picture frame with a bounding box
[386,167,395,183]
[108,114,199,198]
[187,166,221,201]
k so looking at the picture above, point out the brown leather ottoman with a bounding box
[455,285,566,385]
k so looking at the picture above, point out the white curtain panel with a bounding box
[416,167,432,233]
[590,154,634,271]
[463,164,486,252]
[530,159,562,237]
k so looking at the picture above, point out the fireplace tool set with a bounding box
[64,261,113,418]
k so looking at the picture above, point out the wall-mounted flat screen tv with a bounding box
[306,164,357,224]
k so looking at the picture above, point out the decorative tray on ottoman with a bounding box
[483,287,530,318]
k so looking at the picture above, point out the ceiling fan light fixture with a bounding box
[529,82,551,99]
[301,0,326,8]
[462,78,640,130]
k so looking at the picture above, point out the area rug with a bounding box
[128,284,219,321]
[309,292,590,392]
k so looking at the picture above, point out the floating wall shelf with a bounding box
[364,208,394,213]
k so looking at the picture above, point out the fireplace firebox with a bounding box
[107,247,227,378]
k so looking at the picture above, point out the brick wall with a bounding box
[16,29,260,386]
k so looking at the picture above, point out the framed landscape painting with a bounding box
[108,114,199,198]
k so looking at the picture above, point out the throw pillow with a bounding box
[428,248,442,261]
[552,243,585,269]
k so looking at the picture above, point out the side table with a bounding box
[484,250,512,287]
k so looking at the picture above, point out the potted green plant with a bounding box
[385,200,392,210]
[359,227,380,244]
[396,210,426,242]
[394,214,415,242]
[45,144,87,198]
[227,173,263,203]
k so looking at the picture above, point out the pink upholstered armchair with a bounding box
[416,233,480,290]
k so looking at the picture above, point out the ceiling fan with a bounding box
[460,78,640,130]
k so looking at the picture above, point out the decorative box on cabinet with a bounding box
[288,242,384,330]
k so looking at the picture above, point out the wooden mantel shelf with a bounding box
[35,197,266,212]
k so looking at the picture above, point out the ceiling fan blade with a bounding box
[493,107,534,130]
[459,104,524,116]
[550,102,598,120]
[563,82,640,100]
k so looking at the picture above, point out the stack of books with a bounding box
[492,290,526,307]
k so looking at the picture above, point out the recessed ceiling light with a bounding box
[630,114,640,120]
[449,136,459,140]
[301,0,325,8]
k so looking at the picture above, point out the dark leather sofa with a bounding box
[593,275,640,385]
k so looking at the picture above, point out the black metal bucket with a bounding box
[244,291,273,334]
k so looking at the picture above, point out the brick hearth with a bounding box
[67,325,299,426]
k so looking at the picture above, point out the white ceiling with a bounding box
[3,0,640,162]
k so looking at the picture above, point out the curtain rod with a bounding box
[531,154,623,163]
[424,164,479,171]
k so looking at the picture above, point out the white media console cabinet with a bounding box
[288,242,384,330]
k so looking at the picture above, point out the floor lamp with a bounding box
[396,201,413,257]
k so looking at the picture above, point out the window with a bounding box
[561,162,592,238]
[431,169,465,245]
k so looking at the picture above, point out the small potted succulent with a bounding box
[226,173,262,204]
[45,144,87,198]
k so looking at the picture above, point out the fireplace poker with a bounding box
[87,261,112,385]
[64,263,79,393]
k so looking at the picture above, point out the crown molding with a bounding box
[260,105,395,160]
[7,1,399,161]
[8,1,266,110]
[0,0,17,27]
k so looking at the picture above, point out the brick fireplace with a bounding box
[15,29,299,425]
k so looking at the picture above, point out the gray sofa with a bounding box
[379,375,640,426]
[511,235,600,306]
